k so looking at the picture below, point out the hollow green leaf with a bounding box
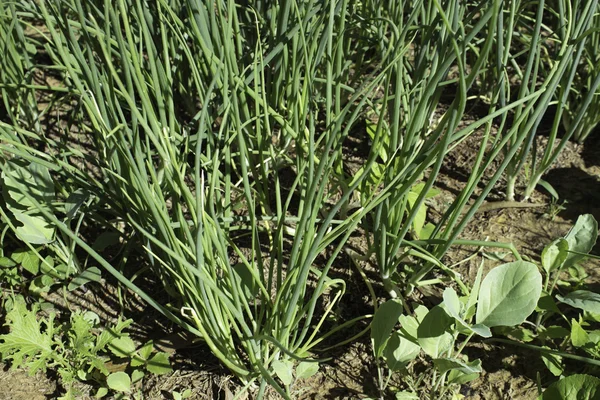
[417,306,453,358]
[542,374,600,399]
[476,261,542,327]
[384,332,420,371]
[106,372,131,393]
[371,299,404,357]
[557,291,600,314]
[563,215,598,269]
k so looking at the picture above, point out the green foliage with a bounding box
[0,298,169,398]
[371,259,543,398]
[541,374,600,400]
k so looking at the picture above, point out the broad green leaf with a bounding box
[542,239,569,273]
[542,350,563,377]
[542,374,600,399]
[296,362,319,379]
[443,287,462,319]
[395,392,419,400]
[272,359,294,386]
[447,370,479,385]
[11,248,40,275]
[540,326,570,340]
[92,232,121,252]
[2,162,54,208]
[476,261,542,327]
[68,267,102,291]
[232,263,259,301]
[563,215,598,269]
[466,260,485,320]
[95,387,109,398]
[65,189,88,220]
[538,292,561,313]
[443,287,491,338]
[107,372,131,393]
[109,336,137,358]
[384,332,421,371]
[495,326,535,342]
[371,299,404,357]
[12,212,55,244]
[433,358,482,375]
[2,163,55,244]
[147,352,172,375]
[557,291,600,314]
[571,319,590,347]
[417,305,453,358]
[398,314,419,340]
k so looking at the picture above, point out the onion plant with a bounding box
[502,0,600,200]
[0,0,412,397]
[560,5,600,143]
[354,0,564,305]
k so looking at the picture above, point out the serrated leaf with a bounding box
[109,336,137,358]
[131,369,145,384]
[107,372,131,393]
[296,362,319,379]
[371,299,404,357]
[557,291,600,314]
[476,261,542,327]
[541,374,600,399]
[417,305,453,358]
[11,248,40,275]
[0,301,55,375]
[137,341,154,360]
[384,332,420,371]
[146,352,172,375]
[272,359,294,386]
[563,215,598,269]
